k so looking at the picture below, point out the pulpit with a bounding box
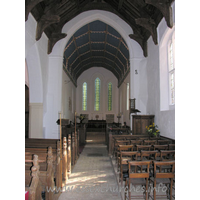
[132,115,154,135]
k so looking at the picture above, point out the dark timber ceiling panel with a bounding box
[25,0,174,86]
[63,20,129,86]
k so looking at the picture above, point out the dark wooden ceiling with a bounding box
[26,0,174,56]
[26,0,174,86]
[63,20,130,86]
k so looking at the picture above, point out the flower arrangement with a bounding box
[146,123,160,137]
[77,114,85,123]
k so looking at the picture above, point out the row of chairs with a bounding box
[116,147,175,200]
[113,139,174,157]
[123,160,175,200]
[114,144,175,165]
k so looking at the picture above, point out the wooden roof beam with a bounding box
[129,34,148,57]
[36,13,60,41]
[118,0,124,10]
[135,18,158,45]
[145,0,174,28]
[25,0,44,21]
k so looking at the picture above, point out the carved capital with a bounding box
[145,0,174,28]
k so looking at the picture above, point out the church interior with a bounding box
[22,0,194,199]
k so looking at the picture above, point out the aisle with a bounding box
[58,133,121,200]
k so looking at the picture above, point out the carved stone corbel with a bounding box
[145,0,174,28]
[129,34,148,57]
[25,0,44,21]
[36,14,60,41]
[135,18,158,45]
[48,32,67,54]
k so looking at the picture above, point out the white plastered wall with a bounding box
[76,67,118,121]
[145,2,175,139]
[25,5,175,139]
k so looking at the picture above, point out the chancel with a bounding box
[25,1,175,199]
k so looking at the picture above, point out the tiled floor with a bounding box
[58,132,122,200]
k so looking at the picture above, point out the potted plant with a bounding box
[146,123,160,137]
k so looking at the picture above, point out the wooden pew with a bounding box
[62,126,80,169]
[25,147,55,200]
[25,154,43,200]
[25,141,61,189]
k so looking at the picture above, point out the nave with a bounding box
[25,128,175,200]
[59,132,121,200]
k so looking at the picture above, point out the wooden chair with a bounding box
[117,145,134,170]
[119,151,138,185]
[125,161,151,200]
[140,150,159,175]
[157,140,172,145]
[153,145,168,151]
[136,145,151,152]
[155,150,175,173]
[130,140,143,151]
[113,140,130,158]
[25,155,43,200]
[141,151,159,161]
[143,140,157,145]
[160,150,175,161]
[168,144,175,150]
[150,161,175,200]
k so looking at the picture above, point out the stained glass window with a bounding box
[82,82,87,111]
[95,78,100,111]
[108,82,112,111]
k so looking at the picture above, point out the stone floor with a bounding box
[57,132,175,200]
[58,132,122,200]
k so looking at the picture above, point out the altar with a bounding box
[87,120,106,132]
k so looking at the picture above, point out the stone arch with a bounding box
[25,44,43,103]
[50,10,143,59]
[25,44,43,138]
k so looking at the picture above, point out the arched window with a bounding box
[168,37,175,105]
[82,82,87,111]
[94,78,101,111]
[159,26,175,111]
[108,82,112,111]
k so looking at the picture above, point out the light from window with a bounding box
[127,83,129,110]
[108,82,112,111]
[169,39,175,105]
[82,82,87,111]
[95,78,100,111]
